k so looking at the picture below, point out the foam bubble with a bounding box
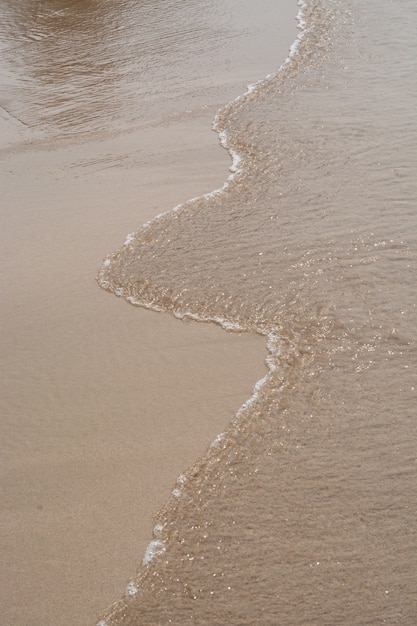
[142,539,165,566]
[236,373,269,419]
[124,232,135,246]
[210,432,226,448]
[125,580,138,596]
[213,316,243,332]
[176,473,187,485]
[126,295,141,305]
[153,522,164,538]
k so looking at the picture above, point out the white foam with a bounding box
[230,150,242,173]
[210,432,226,448]
[96,621,107,626]
[125,580,138,596]
[176,473,187,485]
[97,1,311,608]
[142,539,166,566]
[173,308,244,333]
[236,373,269,419]
[153,522,164,538]
[124,232,135,246]
[214,317,243,332]
[126,295,141,306]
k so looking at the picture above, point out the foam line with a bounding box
[97,0,310,593]
[121,3,308,244]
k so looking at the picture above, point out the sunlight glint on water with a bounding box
[0,0,415,623]
[97,0,416,623]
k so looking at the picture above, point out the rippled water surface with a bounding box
[97,0,416,624]
[1,0,416,624]
[0,0,293,143]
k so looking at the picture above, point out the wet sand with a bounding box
[0,0,301,621]
[0,118,266,625]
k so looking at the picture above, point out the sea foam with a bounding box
[98,0,309,604]
[142,539,166,566]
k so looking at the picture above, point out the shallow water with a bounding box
[1,0,416,623]
[97,0,416,624]
[0,0,295,145]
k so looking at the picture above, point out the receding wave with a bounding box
[96,0,416,623]
[97,0,332,335]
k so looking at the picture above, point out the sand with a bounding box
[0,115,265,625]
[0,0,301,621]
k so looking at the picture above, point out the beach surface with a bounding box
[0,83,267,626]
[2,0,416,623]
[0,2,297,623]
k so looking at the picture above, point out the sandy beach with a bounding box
[2,0,417,623]
[0,0,302,610]
[0,113,268,624]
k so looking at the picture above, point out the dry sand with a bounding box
[0,115,265,625]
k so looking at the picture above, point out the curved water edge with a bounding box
[96,0,416,622]
[96,0,313,618]
[96,0,337,337]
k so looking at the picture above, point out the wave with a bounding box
[96,0,416,621]
[95,2,325,623]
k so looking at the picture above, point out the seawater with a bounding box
[97,0,416,624]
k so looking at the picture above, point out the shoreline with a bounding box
[0,113,267,626]
[0,3,298,624]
